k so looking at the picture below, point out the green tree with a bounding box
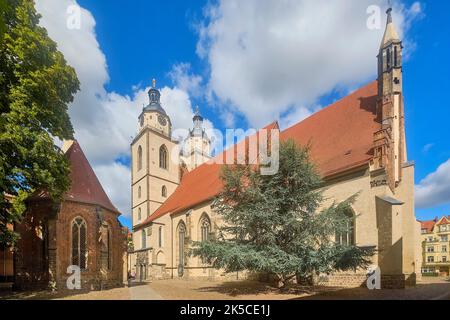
[0,0,79,246]
[192,139,375,287]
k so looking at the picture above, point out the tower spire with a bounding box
[374,3,406,191]
[380,6,400,49]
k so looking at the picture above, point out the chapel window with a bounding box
[72,218,87,270]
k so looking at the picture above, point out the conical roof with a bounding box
[63,141,120,214]
[380,8,400,49]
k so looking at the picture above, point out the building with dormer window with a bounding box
[420,216,450,277]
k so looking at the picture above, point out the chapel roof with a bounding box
[30,140,120,215]
[64,141,120,214]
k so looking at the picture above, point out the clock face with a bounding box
[158,115,167,126]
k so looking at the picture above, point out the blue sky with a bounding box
[36,0,450,229]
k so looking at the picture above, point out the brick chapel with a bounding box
[13,141,127,290]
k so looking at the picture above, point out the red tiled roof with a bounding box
[421,220,436,233]
[32,141,120,214]
[137,81,380,228]
[281,81,379,176]
[64,141,120,214]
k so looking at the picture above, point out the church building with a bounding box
[130,9,421,289]
[13,141,127,290]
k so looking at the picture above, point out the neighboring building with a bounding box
[420,216,450,277]
[130,9,421,289]
[14,141,127,290]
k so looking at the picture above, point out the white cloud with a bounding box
[422,143,435,153]
[35,0,212,218]
[416,159,450,209]
[168,63,203,98]
[279,106,319,130]
[94,162,131,217]
[197,0,423,128]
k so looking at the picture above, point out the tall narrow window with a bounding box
[138,208,141,221]
[158,226,163,248]
[72,218,87,270]
[178,222,186,267]
[335,209,355,246]
[107,227,112,270]
[138,186,142,199]
[386,48,391,69]
[200,215,211,242]
[159,145,168,169]
[101,224,112,270]
[142,229,147,249]
[137,146,143,171]
[200,215,211,264]
[394,46,398,67]
[162,186,167,198]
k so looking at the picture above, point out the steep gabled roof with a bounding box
[64,141,120,214]
[436,216,450,226]
[136,81,380,228]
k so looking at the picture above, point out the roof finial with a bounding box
[152,78,156,88]
[386,7,393,24]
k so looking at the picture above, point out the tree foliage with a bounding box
[192,139,375,287]
[0,0,79,246]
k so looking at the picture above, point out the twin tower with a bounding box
[130,82,211,228]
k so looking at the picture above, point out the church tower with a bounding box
[131,80,179,229]
[181,106,211,171]
[373,8,407,192]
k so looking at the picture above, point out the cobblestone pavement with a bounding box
[145,278,450,301]
[1,278,449,300]
[129,282,163,300]
[297,278,450,300]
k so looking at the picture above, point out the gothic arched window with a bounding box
[159,145,168,170]
[200,214,211,242]
[177,222,186,267]
[162,186,167,198]
[200,215,211,264]
[335,209,355,246]
[137,146,143,171]
[72,217,87,270]
[142,229,147,249]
